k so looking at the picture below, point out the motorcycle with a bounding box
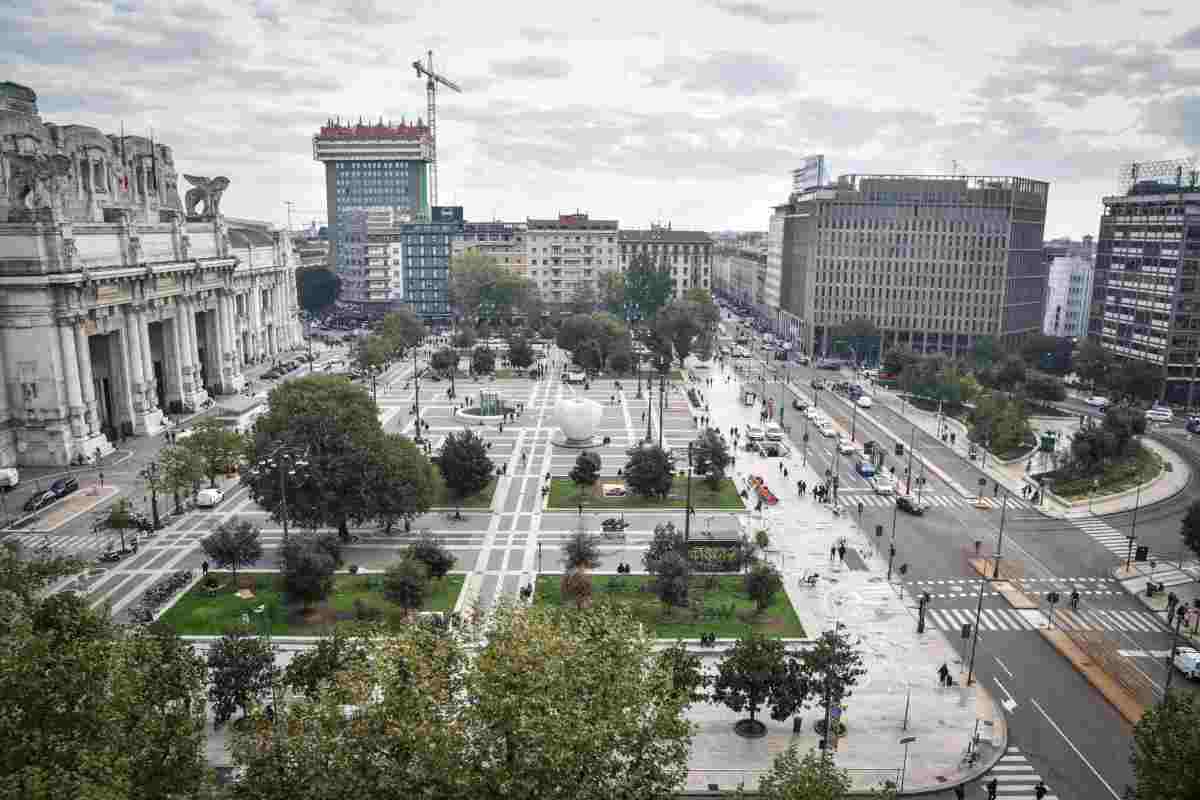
[601,516,630,532]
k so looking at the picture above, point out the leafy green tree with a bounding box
[207,626,277,727]
[431,346,459,375]
[711,633,790,733]
[758,746,852,800]
[181,417,244,487]
[369,433,441,534]
[569,450,602,498]
[556,313,599,353]
[625,253,674,320]
[560,569,594,610]
[608,346,632,374]
[691,429,731,488]
[882,347,919,378]
[654,300,703,367]
[379,307,427,352]
[623,444,675,499]
[408,532,457,580]
[602,270,626,315]
[643,520,685,569]
[569,282,598,314]
[647,549,690,610]
[1074,339,1111,389]
[284,627,370,702]
[803,627,867,716]
[383,557,430,616]
[200,517,264,584]
[657,641,709,705]
[1023,370,1067,405]
[159,443,205,513]
[561,529,602,572]
[104,495,135,551]
[1181,501,1200,562]
[1113,359,1164,405]
[471,346,496,375]
[1131,692,1200,800]
[437,429,494,517]
[299,268,339,314]
[355,334,393,372]
[995,356,1027,388]
[0,541,82,614]
[452,327,477,349]
[745,562,783,613]
[506,336,535,369]
[278,535,340,609]
[969,335,999,370]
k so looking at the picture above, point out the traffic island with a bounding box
[546,477,743,510]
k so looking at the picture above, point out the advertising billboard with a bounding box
[431,205,464,223]
[792,155,825,194]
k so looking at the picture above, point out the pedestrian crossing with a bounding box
[838,493,1034,510]
[906,576,1122,598]
[927,605,1165,633]
[988,746,1056,799]
[1,531,106,554]
[1073,517,1134,559]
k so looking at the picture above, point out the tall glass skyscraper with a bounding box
[313,119,431,313]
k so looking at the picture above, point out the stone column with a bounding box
[248,283,262,360]
[73,322,99,436]
[0,336,14,468]
[58,323,86,441]
[177,299,196,400]
[136,308,158,411]
[124,308,147,413]
[163,313,185,411]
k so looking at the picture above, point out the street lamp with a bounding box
[412,347,428,444]
[683,443,695,543]
[251,444,309,546]
[899,736,918,792]
[1126,482,1143,570]
[138,461,162,531]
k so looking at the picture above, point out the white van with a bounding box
[195,488,224,508]
[1146,406,1174,422]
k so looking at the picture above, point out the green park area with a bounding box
[546,476,743,510]
[534,574,804,638]
[157,572,464,636]
[433,472,497,509]
[1049,443,1161,500]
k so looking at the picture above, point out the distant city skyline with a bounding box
[4,0,1197,239]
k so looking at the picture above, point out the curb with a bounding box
[895,683,1010,797]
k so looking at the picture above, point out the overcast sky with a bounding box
[4,0,1198,238]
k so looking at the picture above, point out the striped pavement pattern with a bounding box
[1073,516,1134,559]
[990,746,1056,799]
[927,606,1166,633]
[839,493,1034,510]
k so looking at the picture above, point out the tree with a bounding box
[507,335,535,369]
[278,535,340,610]
[1112,359,1163,405]
[1074,339,1111,389]
[452,327,477,349]
[1023,370,1067,405]
[1131,692,1200,800]
[1181,501,1200,561]
[569,281,598,314]
[159,443,205,513]
[995,356,1027,388]
[758,746,852,800]
[472,345,496,375]
[643,520,686,569]
[803,627,867,716]
[207,626,277,726]
[625,253,674,320]
[654,300,703,367]
[285,627,370,702]
[560,569,593,610]
[379,307,427,352]
[229,603,692,799]
[745,562,783,613]
[369,433,441,534]
[556,313,599,353]
[648,549,690,610]
[691,428,731,488]
[431,346,459,375]
[104,495,135,551]
[383,557,429,616]
[437,429,494,517]
[569,450,602,498]
[623,444,675,499]
[608,346,632,374]
[602,270,626,315]
[299,267,339,314]
[711,633,790,734]
[969,335,999,370]
[355,334,393,372]
[561,529,602,571]
[201,517,264,584]
[408,532,457,580]
[658,641,709,705]
[181,417,244,487]
[881,347,919,378]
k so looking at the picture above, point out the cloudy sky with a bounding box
[5,0,1198,238]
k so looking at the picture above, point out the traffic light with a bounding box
[961,622,972,639]
[895,443,904,456]
[1135,545,1149,562]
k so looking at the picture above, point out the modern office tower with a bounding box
[1042,237,1095,338]
[364,206,462,324]
[526,213,619,304]
[452,221,527,276]
[1089,162,1200,403]
[618,224,713,301]
[312,117,431,313]
[767,173,1050,360]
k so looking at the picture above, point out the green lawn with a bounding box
[432,469,497,509]
[157,572,464,636]
[535,574,804,638]
[1047,443,1162,500]
[547,476,743,510]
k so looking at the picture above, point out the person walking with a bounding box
[1070,589,1080,610]
[986,778,998,800]
[1034,781,1047,800]
[953,784,965,800]
[837,542,846,562]
[830,545,837,562]
[937,663,949,686]
[201,560,209,578]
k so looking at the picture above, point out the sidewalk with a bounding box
[686,361,1007,795]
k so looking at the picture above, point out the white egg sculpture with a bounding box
[555,397,602,444]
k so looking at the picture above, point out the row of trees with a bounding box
[568,427,731,506]
[355,307,429,372]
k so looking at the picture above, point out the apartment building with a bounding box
[769,173,1049,359]
[618,224,713,302]
[451,220,527,276]
[1042,237,1095,338]
[1088,167,1200,403]
[526,213,619,305]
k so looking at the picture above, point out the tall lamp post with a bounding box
[138,461,162,531]
[412,348,428,444]
[251,444,309,547]
[1126,482,1143,570]
[683,443,694,543]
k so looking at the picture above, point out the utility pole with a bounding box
[905,420,916,493]
[1126,482,1143,570]
[966,572,988,686]
[1165,605,1188,693]
[684,443,694,543]
[992,492,1009,579]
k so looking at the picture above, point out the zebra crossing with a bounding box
[988,746,1056,799]
[838,493,1034,510]
[1073,516,1134,559]
[927,605,1165,633]
[2,531,106,554]
[906,576,1122,599]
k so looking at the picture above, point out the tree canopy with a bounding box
[624,253,674,321]
[201,517,264,582]
[623,444,675,499]
[1131,692,1200,800]
[437,429,494,510]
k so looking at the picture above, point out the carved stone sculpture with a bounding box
[183,174,230,219]
[5,152,72,221]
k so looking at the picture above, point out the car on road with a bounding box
[23,490,55,513]
[745,425,765,441]
[810,378,826,390]
[1173,647,1200,680]
[817,421,837,438]
[764,422,784,441]
[49,476,79,499]
[836,436,857,455]
[872,475,896,495]
[792,396,809,411]
[1085,396,1110,409]
[1146,405,1175,423]
[1188,416,1200,434]
[856,459,876,478]
[195,488,225,508]
[804,406,823,421]
[895,494,929,515]
[856,395,873,409]
[757,441,790,457]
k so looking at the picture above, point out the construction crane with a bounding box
[412,50,461,210]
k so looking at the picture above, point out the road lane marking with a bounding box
[1030,698,1121,800]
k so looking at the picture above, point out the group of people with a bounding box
[799,480,835,504]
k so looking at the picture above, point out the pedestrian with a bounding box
[837,542,846,562]
[783,467,789,478]
[986,778,998,800]
[937,662,949,685]
[1070,589,1080,610]
[953,785,965,800]
[202,561,209,577]
[1034,781,1047,800]
[830,545,837,562]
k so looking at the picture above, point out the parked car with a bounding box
[836,436,857,455]
[857,395,873,409]
[895,494,929,515]
[856,459,877,478]
[1173,646,1200,680]
[764,422,784,441]
[23,490,55,513]
[811,378,826,390]
[745,425,765,441]
[1085,396,1110,409]
[1188,416,1200,434]
[817,422,837,438]
[195,488,224,508]
[49,476,79,499]
[804,407,823,421]
[1146,406,1175,423]
[0,467,19,489]
[872,475,896,495]
[757,441,790,457]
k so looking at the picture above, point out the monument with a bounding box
[551,396,602,448]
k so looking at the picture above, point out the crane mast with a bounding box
[412,50,461,211]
